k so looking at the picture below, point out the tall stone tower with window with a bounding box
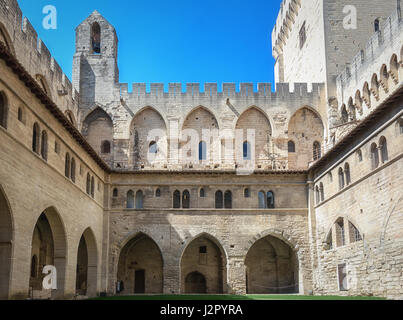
[72,10,119,113]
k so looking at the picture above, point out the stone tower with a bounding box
[72,10,119,112]
[272,0,398,96]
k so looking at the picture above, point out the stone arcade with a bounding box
[0,0,402,299]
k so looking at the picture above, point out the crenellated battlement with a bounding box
[0,0,80,121]
[118,82,324,103]
[336,10,402,109]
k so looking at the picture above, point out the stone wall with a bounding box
[0,56,105,299]
[106,172,312,295]
[312,98,403,299]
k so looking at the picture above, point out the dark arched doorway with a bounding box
[245,235,298,294]
[117,233,163,294]
[0,186,12,299]
[29,208,67,299]
[75,228,98,297]
[185,271,207,294]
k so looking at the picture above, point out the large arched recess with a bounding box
[82,107,114,165]
[181,106,220,163]
[75,228,98,297]
[180,233,228,294]
[245,235,299,294]
[0,22,16,56]
[288,106,324,169]
[130,107,168,169]
[29,207,67,299]
[0,185,13,299]
[235,107,272,164]
[116,233,163,294]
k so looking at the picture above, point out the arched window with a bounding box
[113,188,118,197]
[338,168,345,190]
[313,141,321,161]
[243,141,251,160]
[32,123,40,154]
[65,153,71,178]
[199,141,207,161]
[182,190,190,209]
[200,188,205,198]
[319,183,324,202]
[349,222,362,243]
[315,186,320,204]
[336,218,346,247]
[127,190,134,209]
[173,190,181,208]
[357,149,363,162]
[136,191,144,209]
[244,188,250,198]
[344,163,351,186]
[215,191,223,209]
[258,191,266,208]
[40,131,48,161]
[91,177,95,198]
[91,22,101,54]
[70,158,76,183]
[399,119,403,135]
[374,19,380,32]
[149,141,158,154]
[156,188,161,197]
[101,141,111,154]
[86,173,91,195]
[224,191,232,209]
[328,172,333,183]
[371,143,379,169]
[379,136,388,163]
[0,92,8,129]
[267,191,275,209]
[288,141,295,153]
[31,255,38,278]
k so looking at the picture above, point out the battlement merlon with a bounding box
[271,0,302,59]
[118,82,325,101]
[0,0,80,113]
[336,10,402,106]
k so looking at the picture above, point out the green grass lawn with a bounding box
[90,294,385,301]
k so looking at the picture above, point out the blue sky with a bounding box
[17,0,282,91]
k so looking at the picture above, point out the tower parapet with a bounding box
[336,10,402,121]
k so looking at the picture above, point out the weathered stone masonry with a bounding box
[0,0,402,300]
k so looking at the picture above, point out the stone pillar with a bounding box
[227,257,246,295]
[163,264,180,294]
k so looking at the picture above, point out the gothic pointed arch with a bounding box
[288,106,324,169]
[30,207,67,299]
[116,232,163,294]
[82,107,113,165]
[180,233,228,294]
[76,228,98,297]
[130,107,168,169]
[0,22,15,56]
[181,106,219,165]
[0,185,13,299]
[245,234,299,294]
[235,106,272,165]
